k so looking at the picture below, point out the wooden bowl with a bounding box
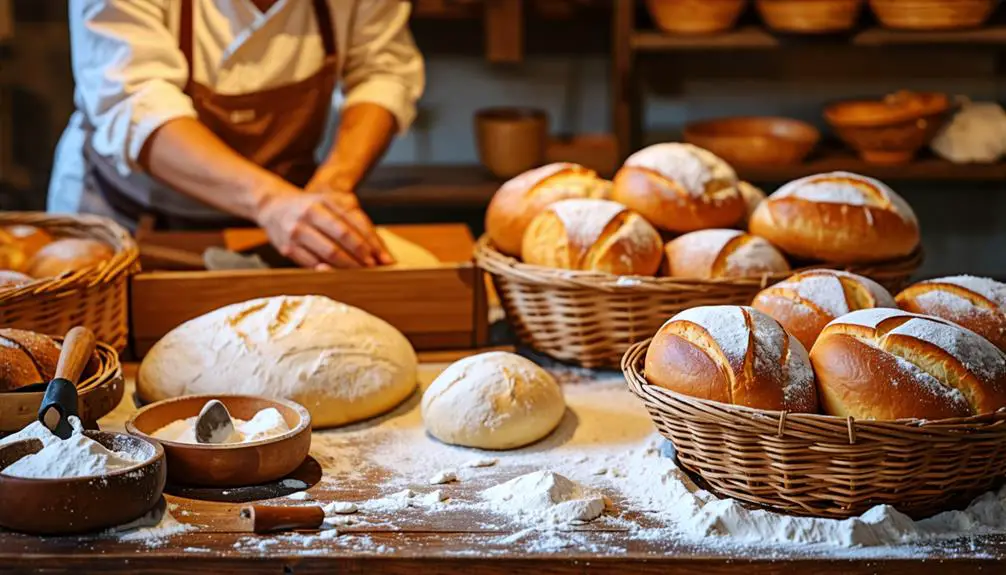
[683,117,821,166]
[870,0,995,30]
[824,92,951,165]
[645,0,747,35]
[475,107,549,179]
[126,395,312,487]
[0,431,165,535]
[756,0,865,33]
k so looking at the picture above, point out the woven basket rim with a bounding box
[0,212,139,302]
[474,234,924,293]
[621,338,1006,435]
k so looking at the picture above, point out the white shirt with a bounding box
[48,0,424,216]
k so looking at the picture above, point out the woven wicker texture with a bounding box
[0,213,139,351]
[476,235,922,368]
[622,340,1006,519]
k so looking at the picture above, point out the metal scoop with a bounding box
[194,400,236,444]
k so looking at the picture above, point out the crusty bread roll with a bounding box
[749,172,920,264]
[811,308,1006,420]
[644,305,817,412]
[485,163,610,256]
[664,229,790,279]
[752,270,896,350]
[26,238,113,278]
[0,225,53,272]
[896,275,1006,352]
[738,181,765,227]
[611,143,745,233]
[521,199,663,276]
[0,329,62,392]
[0,270,32,289]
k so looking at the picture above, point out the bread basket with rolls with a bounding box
[0,213,139,351]
[623,301,1006,519]
[476,148,923,368]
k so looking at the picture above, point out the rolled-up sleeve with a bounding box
[340,0,425,133]
[70,0,196,175]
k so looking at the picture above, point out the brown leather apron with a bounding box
[81,0,339,230]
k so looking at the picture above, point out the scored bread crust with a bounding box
[748,171,920,264]
[811,309,1006,420]
[896,276,1006,353]
[663,229,790,279]
[0,329,62,392]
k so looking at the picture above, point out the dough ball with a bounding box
[138,296,418,428]
[421,352,565,450]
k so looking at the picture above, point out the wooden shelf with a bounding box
[633,27,779,51]
[733,151,1006,183]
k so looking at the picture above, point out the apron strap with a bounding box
[312,0,337,57]
[179,0,194,88]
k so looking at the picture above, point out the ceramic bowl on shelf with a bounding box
[683,117,821,166]
[645,0,748,35]
[474,107,549,179]
[869,0,996,30]
[755,0,865,34]
[824,91,951,165]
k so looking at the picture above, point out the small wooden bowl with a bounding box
[824,92,951,165]
[683,117,821,166]
[126,395,312,487]
[0,431,165,535]
[645,0,747,35]
[756,0,864,33]
[870,0,995,30]
[475,107,549,179]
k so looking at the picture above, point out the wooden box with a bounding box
[129,224,488,357]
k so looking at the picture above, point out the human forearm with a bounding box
[309,103,397,194]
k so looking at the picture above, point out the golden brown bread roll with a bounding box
[644,305,818,412]
[0,225,53,272]
[521,198,663,276]
[0,329,62,392]
[749,172,920,264]
[752,270,896,350]
[26,238,113,278]
[811,308,1006,420]
[896,275,1006,352]
[612,143,745,233]
[738,181,765,227]
[664,229,790,279]
[0,270,32,289]
[485,163,610,256]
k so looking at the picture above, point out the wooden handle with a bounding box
[55,326,96,384]
[139,244,206,270]
[239,505,324,534]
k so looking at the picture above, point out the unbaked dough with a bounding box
[421,352,565,450]
[138,296,418,428]
[377,229,441,268]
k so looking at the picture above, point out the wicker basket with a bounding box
[623,340,1006,519]
[0,340,125,433]
[870,0,995,30]
[476,235,921,368]
[0,213,139,352]
[756,0,865,33]
[646,0,748,35]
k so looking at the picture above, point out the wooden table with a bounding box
[1,353,1004,574]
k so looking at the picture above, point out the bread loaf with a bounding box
[0,329,62,392]
[664,229,790,279]
[485,163,610,256]
[138,296,418,428]
[896,275,1006,352]
[521,199,663,276]
[26,238,113,278]
[811,309,1006,420]
[749,172,920,263]
[738,181,765,226]
[752,270,896,350]
[611,143,744,233]
[644,305,817,412]
[0,270,32,289]
[0,225,53,272]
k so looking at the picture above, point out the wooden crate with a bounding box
[130,224,489,357]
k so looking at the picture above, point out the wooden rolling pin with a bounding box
[239,505,325,534]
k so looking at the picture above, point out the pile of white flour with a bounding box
[0,417,140,479]
[150,406,290,444]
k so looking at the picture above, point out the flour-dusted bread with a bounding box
[421,351,565,450]
[612,143,745,233]
[138,296,418,428]
[0,329,62,392]
[26,238,113,278]
[664,229,790,279]
[896,276,1006,352]
[749,171,920,263]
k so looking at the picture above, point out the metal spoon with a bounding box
[194,400,236,444]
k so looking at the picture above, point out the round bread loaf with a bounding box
[0,225,53,272]
[664,229,790,279]
[896,275,1006,352]
[811,308,1006,420]
[738,181,765,226]
[138,296,418,428]
[26,238,113,278]
[0,270,32,289]
[0,329,62,392]
[611,143,744,233]
[749,172,920,264]
[752,270,896,350]
[644,305,817,412]
[421,351,565,450]
[485,163,610,256]
[521,198,663,276]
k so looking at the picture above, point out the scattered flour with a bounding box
[482,471,608,524]
[1,417,141,479]
[280,479,308,490]
[462,458,498,469]
[323,501,358,515]
[429,469,458,485]
[108,505,193,546]
[287,491,313,501]
[150,406,290,444]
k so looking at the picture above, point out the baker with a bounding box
[48,0,424,269]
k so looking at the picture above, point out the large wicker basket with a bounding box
[623,340,1006,519]
[476,235,922,368]
[0,213,138,351]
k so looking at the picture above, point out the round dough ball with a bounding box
[421,352,565,450]
[138,295,418,428]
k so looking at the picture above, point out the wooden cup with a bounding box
[475,107,549,179]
